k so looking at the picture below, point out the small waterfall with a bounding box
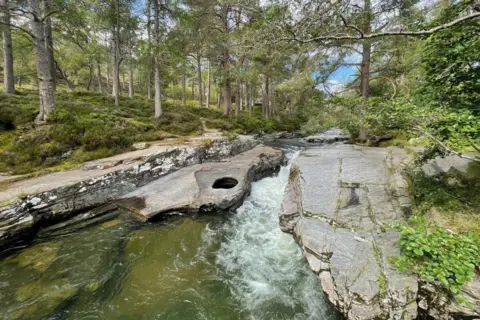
[208,151,339,319]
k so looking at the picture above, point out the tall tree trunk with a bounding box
[196,54,203,107]
[153,0,162,118]
[43,0,55,91]
[146,0,152,99]
[206,59,210,108]
[30,0,55,122]
[358,0,372,142]
[235,79,240,116]
[216,83,221,109]
[222,46,231,116]
[191,78,195,99]
[262,76,269,118]
[106,59,110,92]
[112,1,121,107]
[0,0,14,94]
[128,49,134,98]
[96,59,103,92]
[245,83,250,112]
[181,60,186,106]
[86,61,93,90]
[223,79,231,116]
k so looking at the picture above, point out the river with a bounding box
[0,151,340,320]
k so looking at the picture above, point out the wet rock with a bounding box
[304,128,350,144]
[0,138,258,251]
[12,278,78,320]
[120,146,284,220]
[10,241,61,272]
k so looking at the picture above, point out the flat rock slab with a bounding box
[121,146,283,220]
[280,143,418,320]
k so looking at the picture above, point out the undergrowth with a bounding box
[0,90,301,174]
[393,166,480,296]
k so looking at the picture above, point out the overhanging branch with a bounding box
[289,12,480,43]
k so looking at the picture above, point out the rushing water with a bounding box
[0,152,340,320]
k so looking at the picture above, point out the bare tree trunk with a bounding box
[0,0,14,94]
[181,60,186,106]
[106,59,110,92]
[196,54,203,107]
[223,80,231,116]
[222,45,231,116]
[206,59,210,108]
[86,61,93,90]
[191,78,195,99]
[216,83,221,110]
[358,0,372,142]
[245,83,250,112]
[262,76,269,118]
[153,0,162,118]
[146,0,152,99]
[43,0,55,91]
[235,79,240,116]
[251,85,255,112]
[128,49,134,98]
[96,59,103,92]
[30,0,55,123]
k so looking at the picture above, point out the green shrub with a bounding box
[392,218,480,294]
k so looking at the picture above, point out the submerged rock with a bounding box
[10,241,61,272]
[12,278,79,320]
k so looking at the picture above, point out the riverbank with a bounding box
[279,135,480,319]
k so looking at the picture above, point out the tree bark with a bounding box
[106,57,110,91]
[96,59,103,92]
[216,83,221,109]
[262,76,269,118]
[43,0,55,91]
[153,0,162,118]
[0,0,14,94]
[181,60,186,106]
[30,0,55,122]
[196,54,203,107]
[206,59,210,108]
[235,79,240,116]
[358,0,372,142]
[146,0,152,99]
[86,61,93,90]
[128,49,134,98]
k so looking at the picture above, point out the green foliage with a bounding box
[409,171,480,216]
[393,218,480,294]
[420,16,480,111]
[0,90,301,174]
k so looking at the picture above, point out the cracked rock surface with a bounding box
[280,142,480,319]
[280,143,418,320]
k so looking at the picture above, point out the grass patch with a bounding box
[0,90,302,174]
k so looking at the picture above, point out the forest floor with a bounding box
[0,89,301,175]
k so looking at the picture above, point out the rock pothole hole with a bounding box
[212,177,238,189]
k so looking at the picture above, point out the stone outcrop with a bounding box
[279,142,480,319]
[303,128,350,144]
[280,143,418,320]
[120,146,284,220]
[0,138,258,250]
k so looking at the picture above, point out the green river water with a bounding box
[0,158,340,320]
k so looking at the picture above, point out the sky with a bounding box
[319,54,360,94]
